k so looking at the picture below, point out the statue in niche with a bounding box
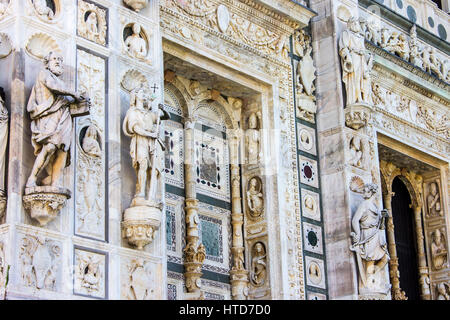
[247,177,263,218]
[0,93,8,192]
[350,183,390,292]
[125,23,147,60]
[339,17,373,106]
[82,125,101,158]
[0,0,8,15]
[427,182,442,218]
[123,85,170,204]
[436,283,450,300]
[431,228,447,271]
[26,51,89,188]
[251,242,266,286]
[78,255,101,293]
[85,11,98,35]
[245,111,261,165]
[349,136,363,168]
[33,0,55,20]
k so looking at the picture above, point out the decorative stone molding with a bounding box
[345,103,373,130]
[124,0,148,12]
[25,33,62,61]
[23,186,71,226]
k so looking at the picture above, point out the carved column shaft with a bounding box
[183,118,204,296]
[229,135,249,300]
[413,205,431,300]
[383,192,406,300]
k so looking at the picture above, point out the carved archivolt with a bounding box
[77,0,107,46]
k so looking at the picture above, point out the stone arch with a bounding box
[164,80,188,117]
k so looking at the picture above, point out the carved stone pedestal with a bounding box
[23,186,71,226]
[184,260,204,294]
[345,103,373,130]
[0,189,6,220]
[122,199,162,250]
[230,269,249,300]
[123,0,148,12]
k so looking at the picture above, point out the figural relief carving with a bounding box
[349,136,364,168]
[19,235,61,290]
[350,183,390,295]
[295,30,317,123]
[431,228,448,271]
[124,258,153,300]
[250,242,267,287]
[245,111,261,165]
[0,33,13,59]
[77,0,107,46]
[31,0,57,22]
[426,181,442,218]
[122,85,170,250]
[74,249,106,298]
[124,23,149,61]
[246,177,263,219]
[436,282,450,300]
[339,17,374,108]
[0,0,9,18]
[23,51,90,226]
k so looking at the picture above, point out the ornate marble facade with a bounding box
[0,0,447,301]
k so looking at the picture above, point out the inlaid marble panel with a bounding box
[301,188,321,222]
[303,222,323,254]
[165,193,185,265]
[164,120,184,189]
[305,256,326,289]
[297,124,317,156]
[299,156,319,188]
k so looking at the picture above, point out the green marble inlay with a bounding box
[201,220,220,257]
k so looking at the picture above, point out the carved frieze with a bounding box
[122,258,154,300]
[19,235,61,291]
[74,248,106,298]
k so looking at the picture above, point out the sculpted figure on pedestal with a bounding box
[245,112,261,165]
[26,51,88,188]
[123,86,170,204]
[339,17,373,106]
[33,0,55,20]
[350,183,390,292]
[125,23,147,60]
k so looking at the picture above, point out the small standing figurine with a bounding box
[251,242,267,286]
[427,182,441,217]
[85,11,98,35]
[245,112,261,165]
[247,178,263,218]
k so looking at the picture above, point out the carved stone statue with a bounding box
[349,136,363,168]
[436,282,450,300]
[85,11,98,35]
[431,228,447,271]
[26,51,88,188]
[0,94,7,190]
[427,182,442,217]
[247,177,263,218]
[33,0,55,20]
[123,87,169,203]
[125,23,147,60]
[339,17,373,106]
[122,85,170,250]
[251,242,266,287]
[350,183,390,293]
[245,112,261,165]
[409,25,422,68]
[82,125,101,158]
[23,51,90,226]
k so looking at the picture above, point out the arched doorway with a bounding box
[390,177,421,300]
